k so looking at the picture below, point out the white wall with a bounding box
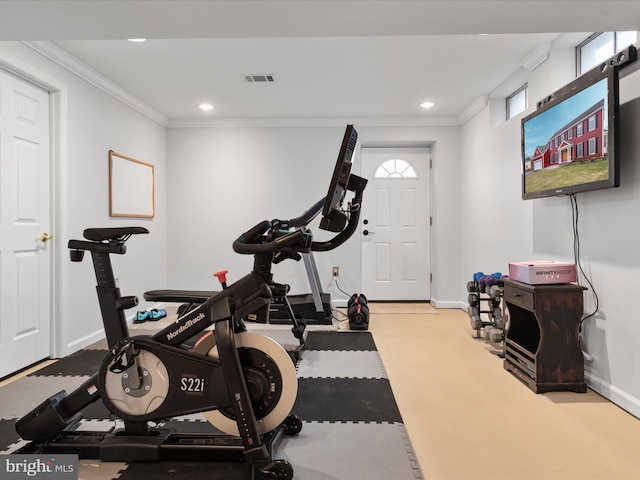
[0,42,168,356]
[461,34,640,418]
[166,124,461,306]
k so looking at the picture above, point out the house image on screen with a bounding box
[526,99,606,172]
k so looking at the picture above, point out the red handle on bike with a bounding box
[213,270,228,288]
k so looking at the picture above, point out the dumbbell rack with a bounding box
[466,280,507,350]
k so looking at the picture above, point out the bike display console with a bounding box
[502,278,587,394]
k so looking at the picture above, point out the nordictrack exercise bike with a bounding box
[15,125,366,480]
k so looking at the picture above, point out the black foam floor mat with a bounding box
[302,330,376,351]
[1,331,421,479]
[0,419,19,450]
[293,377,403,423]
[29,349,108,377]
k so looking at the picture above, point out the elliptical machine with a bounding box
[144,123,365,352]
[15,125,366,480]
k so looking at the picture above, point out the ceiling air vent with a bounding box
[244,74,275,83]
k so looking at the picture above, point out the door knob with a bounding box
[39,232,52,243]
[363,229,374,236]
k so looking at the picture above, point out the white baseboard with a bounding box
[333,298,466,310]
[431,299,466,310]
[65,328,105,354]
[585,370,640,420]
[332,299,349,309]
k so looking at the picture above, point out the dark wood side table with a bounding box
[502,278,587,393]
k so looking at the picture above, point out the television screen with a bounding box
[521,66,619,200]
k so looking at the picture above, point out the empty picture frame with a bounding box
[109,150,155,218]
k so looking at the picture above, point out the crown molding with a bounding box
[520,42,552,71]
[22,41,169,127]
[457,95,489,124]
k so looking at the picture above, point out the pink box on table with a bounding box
[508,260,577,285]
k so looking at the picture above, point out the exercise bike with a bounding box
[15,124,366,480]
[16,225,305,478]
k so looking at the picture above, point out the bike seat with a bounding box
[83,227,149,242]
[144,289,216,303]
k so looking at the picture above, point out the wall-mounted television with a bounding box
[521,47,636,200]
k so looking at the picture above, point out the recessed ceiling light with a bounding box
[127,38,147,43]
[420,101,435,109]
[198,103,214,111]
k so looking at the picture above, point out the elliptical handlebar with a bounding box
[311,174,366,252]
[282,198,325,228]
[311,204,361,252]
[234,172,366,258]
[232,220,308,255]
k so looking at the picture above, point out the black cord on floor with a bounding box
[332,310,349,325]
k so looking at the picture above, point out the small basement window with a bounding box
[577,31,637,75]
[506,84,527,120]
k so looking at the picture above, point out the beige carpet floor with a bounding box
[368,302,438,315]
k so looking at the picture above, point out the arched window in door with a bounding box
[374,158,418,178]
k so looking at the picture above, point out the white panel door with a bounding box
[0,69,51,378]
[361,147,430,300]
